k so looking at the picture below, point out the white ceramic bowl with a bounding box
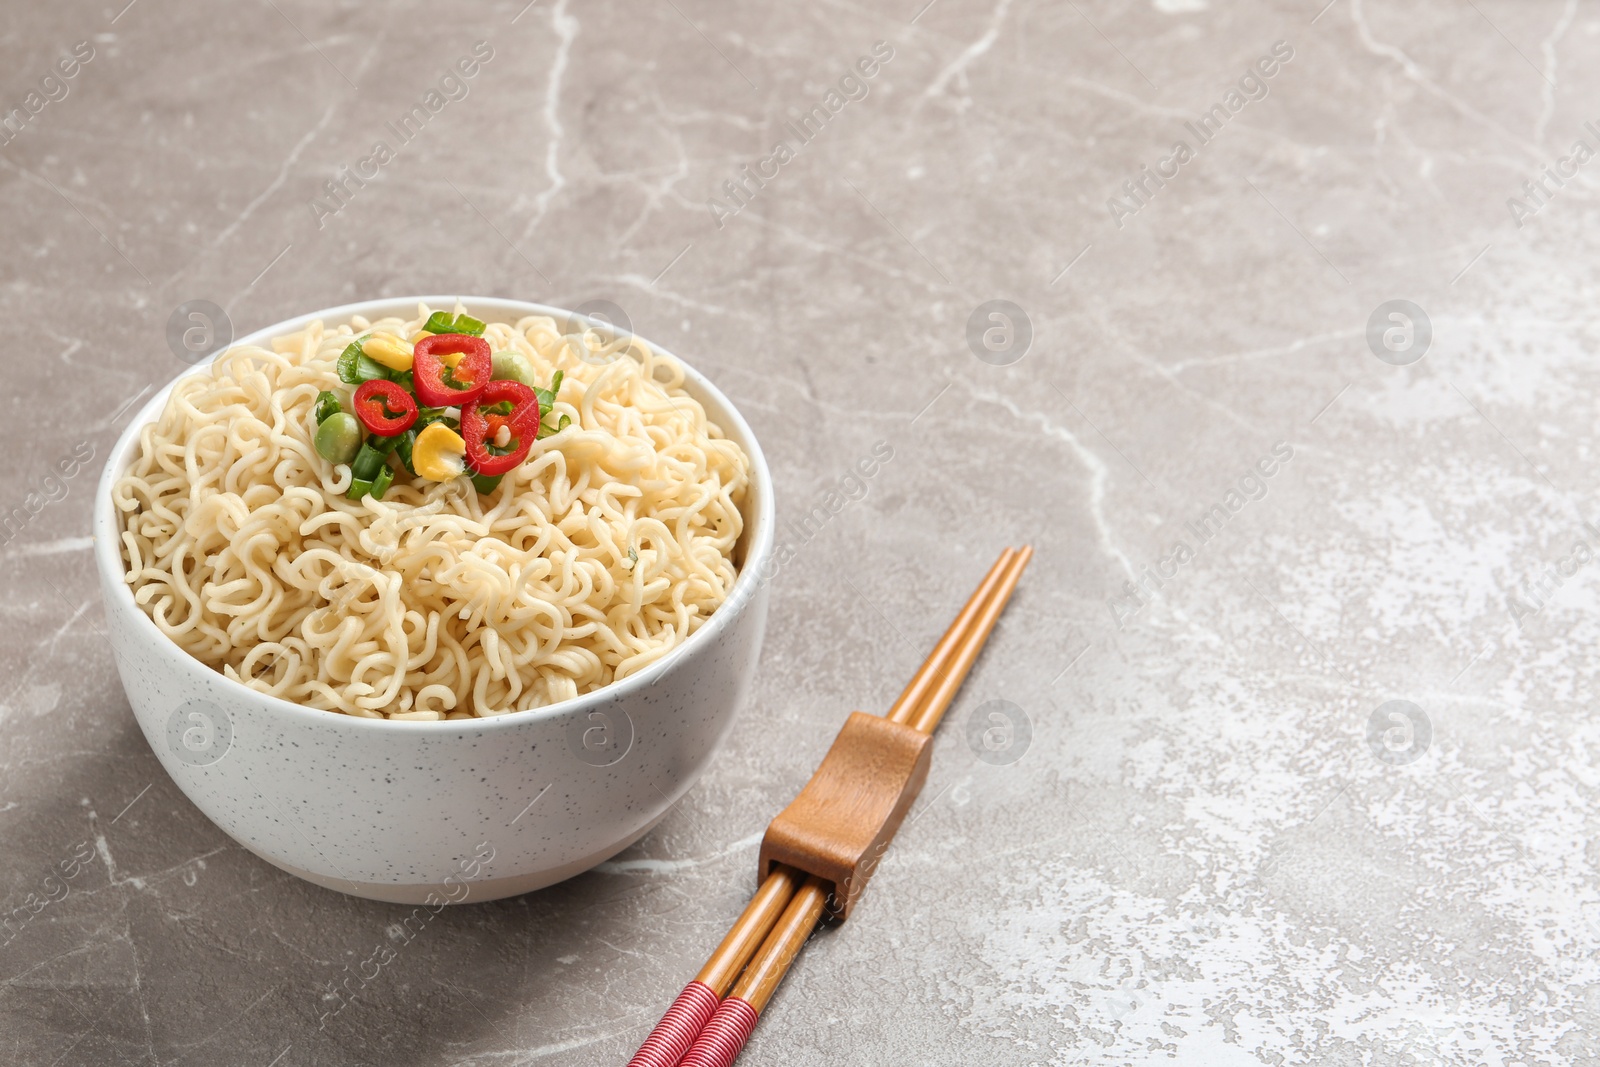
[93,297,773,904]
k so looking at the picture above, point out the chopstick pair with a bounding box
[627,547,1034,1067]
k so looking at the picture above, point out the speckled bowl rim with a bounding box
[93,295,775,733]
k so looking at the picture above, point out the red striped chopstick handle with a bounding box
[678,997,759,1067]
[627,981,722,1067]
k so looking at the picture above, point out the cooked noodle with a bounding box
[113,305,749,720]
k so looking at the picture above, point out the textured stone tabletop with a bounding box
[4,0,1599,1064]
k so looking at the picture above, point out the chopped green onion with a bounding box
[370,465,395,500]
[348,435,400,486]
[532,369,564,410]
[357,356,391,382]
[394,429,417,475]
[337,339,392,385]
[423,311,486,336]
[470,472,503,495]
[314,391,343,425]
[350,446,382,482]
[531,370,566,439]
[536,412,571,440]
[336,340,360,381]
[348,449,397,500]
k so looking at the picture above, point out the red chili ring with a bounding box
[413,334,493,408]
[352,379,418,436]
[461,380,540,477]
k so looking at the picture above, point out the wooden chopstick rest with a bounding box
[757,713,932,920]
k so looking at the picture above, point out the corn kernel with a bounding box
[413,423,466,481]
[363,333,414,372]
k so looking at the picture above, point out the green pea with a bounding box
[314,412,362,465]
[492,351,538,388]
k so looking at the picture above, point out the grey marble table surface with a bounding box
[3,0,1598,1064]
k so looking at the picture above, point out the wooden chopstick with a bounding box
[676,877,830,1067]
[725,875,829,1012]
[625,867,800,1067]
[886,548,1016,726]
[908,545,1032,734]
[634,547,1033,1067]
[693,865,800,993]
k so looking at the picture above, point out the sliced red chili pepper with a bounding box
[413,334,493,408]
[352,379,418,436]
[461,380,540,477]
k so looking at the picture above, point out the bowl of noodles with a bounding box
[92,297,774,904]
